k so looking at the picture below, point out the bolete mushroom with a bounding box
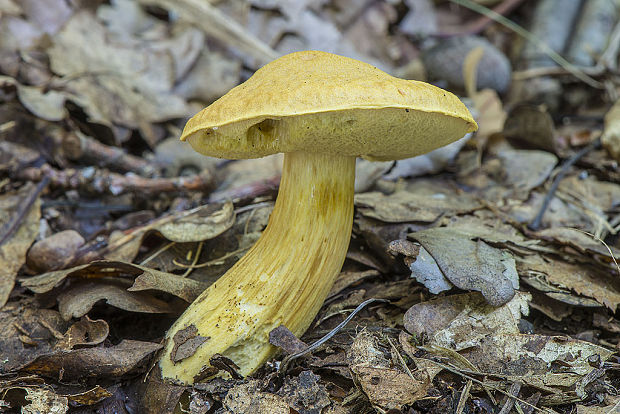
[160,50,477,384]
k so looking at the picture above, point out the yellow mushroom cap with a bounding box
[182,50,478,161]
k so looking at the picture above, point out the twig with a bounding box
[498,381,522,414]
[278,298,389,374]
[15,163,214,196]
[180,241,204,278]
[448,0,604,89]
[137,0,278,66]
[514,20,620,79]
[73,204,214,265]
[455,380,472,414]
[208,176,280,203]
[173,246,249,269]
[386,336,415,380]
[572,228,620,274]
[0,177,49,247]
[529,137,602,231]
[422,359,548,413]
[62,133,156,176]
[438,0,525,37]
[140,241,176,266]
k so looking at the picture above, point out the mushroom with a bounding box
[159,50,477,384]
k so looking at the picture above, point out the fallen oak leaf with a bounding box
[21,260,207,301]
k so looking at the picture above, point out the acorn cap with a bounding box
[182,51,478,161]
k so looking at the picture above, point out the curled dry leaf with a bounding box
[105,202,235,263]
[21,260,207,301]
[0,304,69,374]
[408,246,453,294]
[411,228,518,306]
[535,226,620,263]
[54,316,109,350]
[423,36,512,94]
[22,339,162,381]
[519,254,620,311]
[57,280,174,320]
[156,202,235,243]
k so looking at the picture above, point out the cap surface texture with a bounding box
[182,50,477,161]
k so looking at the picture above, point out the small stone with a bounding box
[27,230,85,272]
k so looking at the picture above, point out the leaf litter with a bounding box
[2,1,620,413]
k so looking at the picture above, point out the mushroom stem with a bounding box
[159,151,356,383]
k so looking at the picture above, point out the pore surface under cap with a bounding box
[182,50,478,161]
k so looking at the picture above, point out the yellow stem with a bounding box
[159,151,356,384]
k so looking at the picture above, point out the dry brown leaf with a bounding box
[460,334,612,395]
[521,271,601,308]
[519,255,620,311]
[411,228,518,306]
[54,316,109,350]
[348,331,428,410]
[496,149,558,194]
[173,49,241,103]
[57,280,174,320]
[276,371,331,414]
[223,381,290,414]
[355,188,480,223]
[21,260,207,301]
[139,0,278,67]
[104,202,235,263]
[22,339,162,381]
[47,11,190,131]
[0,75,67,120]
[0,183,40,308]
[156,202,235,243]
[403,292,530,350]
[62,386,112,407]
[0,304,69,374]
[408,246,452,294]
[21,388,68,414]
[535,227,620,262]
[558,174,620,214]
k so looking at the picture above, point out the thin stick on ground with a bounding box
[15,163,214,195]
[278,298,389,374]
[0,177,49,247]
[449,0,604,89]
[529,138,602,231]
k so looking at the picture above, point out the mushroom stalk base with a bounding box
[159,151,356,384]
